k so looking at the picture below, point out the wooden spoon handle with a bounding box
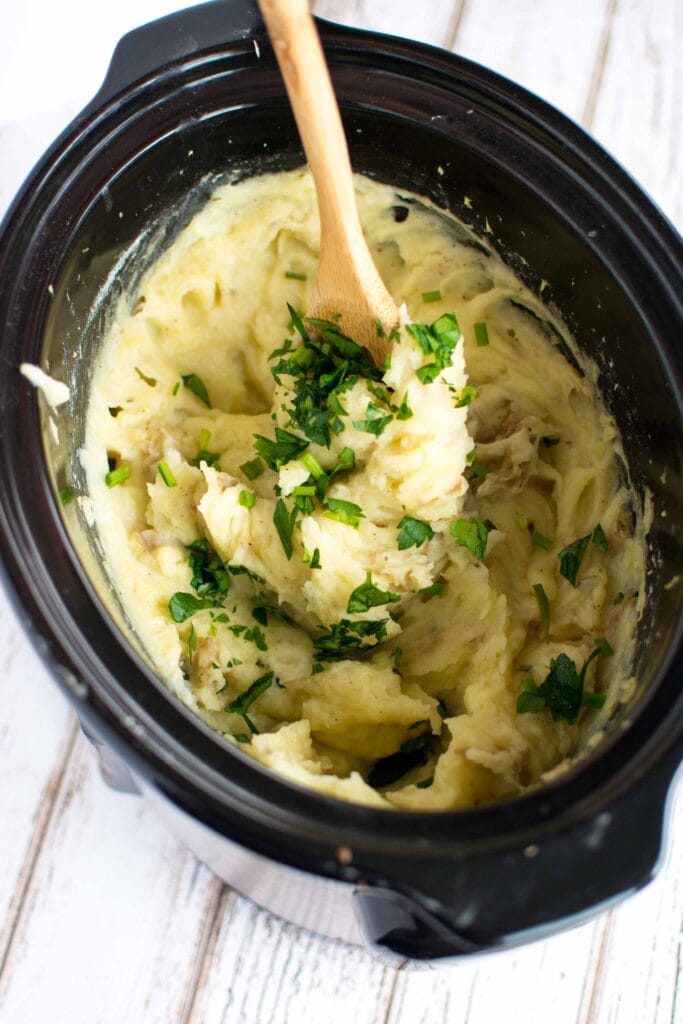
[258,0,362,244]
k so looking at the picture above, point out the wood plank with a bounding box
[0,596,77,958]
[0,732,224,1024]
[312,0,464,48]
[454,0,614,124]
[588,0,683,227]
[581,787,683,1024]
[181,892,395,1024]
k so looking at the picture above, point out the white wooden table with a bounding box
[1,2,681,1021]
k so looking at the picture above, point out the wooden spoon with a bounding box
[258,0,398,366]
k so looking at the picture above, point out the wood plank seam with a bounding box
[444,0,469,52]
[0,716,79,985]
[582,0,619,129]
[576,911,615,1024]
[180,883,234,1024]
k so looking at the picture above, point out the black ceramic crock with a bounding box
[0,0,681,965]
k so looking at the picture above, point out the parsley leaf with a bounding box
[240,457,265,481]
[592,523,609,552]
[253,427,309,471]
[407,312,462,384]
[224,671,275,734]
[347,572,400,614]
[187,539,230,600]
[181,373,211,408]
[516,640,614,723]
[353,402,393,436]
[474,321,490,347]
[532,582,551,642]
[397,516,434,550]
[314,618,388,661]
[323,497,365,528]
[168,592,217,623]
[558,534,591,587]
[273,498,298,559]
[450,517,489,560]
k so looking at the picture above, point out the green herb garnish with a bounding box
[558,534,591,587]
[59,486,75,506]
[542,436,560,447]
[314,618,388,661]
[396,516,434,551]
[168,592,217,623]
[407,312,462,384]
[532,582,551,642]
[187,623,197,661]
[105,465,131,488]
[450,517,489,560]
[239,490,255,509]
[516,639,613,723]
[353,401,393,436]
[158,461,177,488]
[474,321,490,347]
[418,581,443,599]
[323,497,365,528]
[532,532,552,551]
[254,427,309,471]
[613,591,625,605]
[347,572,400,614]
[285,271,307,281]
[187,539,230,600]
[240,457,265,481]
[422,290,442,304]
[225,671,275,734]
[181,373,211,408]
[454,385,478,407]
[273,498,298,559]
[592,524,609,552]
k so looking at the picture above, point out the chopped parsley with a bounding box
[323,497,364,528]
[224,671,275,734]
[171,381,181,396]
[58,486,75,506]
[239,490,255,509]
[187,623,197,661]
[105,465,130,488]
[181,372,211,408]
[592,523,609,552]
[158,461,177,487]
[454,385,477,407]
[418,581,443,599]
[168,592,217,623]
[516,639,613,723]
[285,271,307,280]
[309,547,321,570]
[613,591,625,605]
[268,303,381,449]
[240,457,265,481]
[542,435,560,447]
[347,572,400,614]
[558,533,591,587]
[254,427,309,471]
[474,321,490,347]
[532,582,551,642]
[187,540,230,600]
[396,516,434,551]
[450,517,489,560]
[422,290,442,303]
[273,497,298,559]
[532,532,553,551]
[353,402,393,436]
[407,312,462,384]
[314,618,388,661]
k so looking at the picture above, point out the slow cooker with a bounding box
[0,0,681,964]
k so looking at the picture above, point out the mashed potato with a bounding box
[83,168,644,809]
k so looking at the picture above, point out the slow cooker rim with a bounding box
[0,11,681,883]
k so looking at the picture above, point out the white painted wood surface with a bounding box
[1,1,681,1021]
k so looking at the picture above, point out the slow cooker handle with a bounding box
[355,752,681,962]
[90,0,265,109]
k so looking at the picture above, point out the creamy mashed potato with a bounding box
[83,169,644,810]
